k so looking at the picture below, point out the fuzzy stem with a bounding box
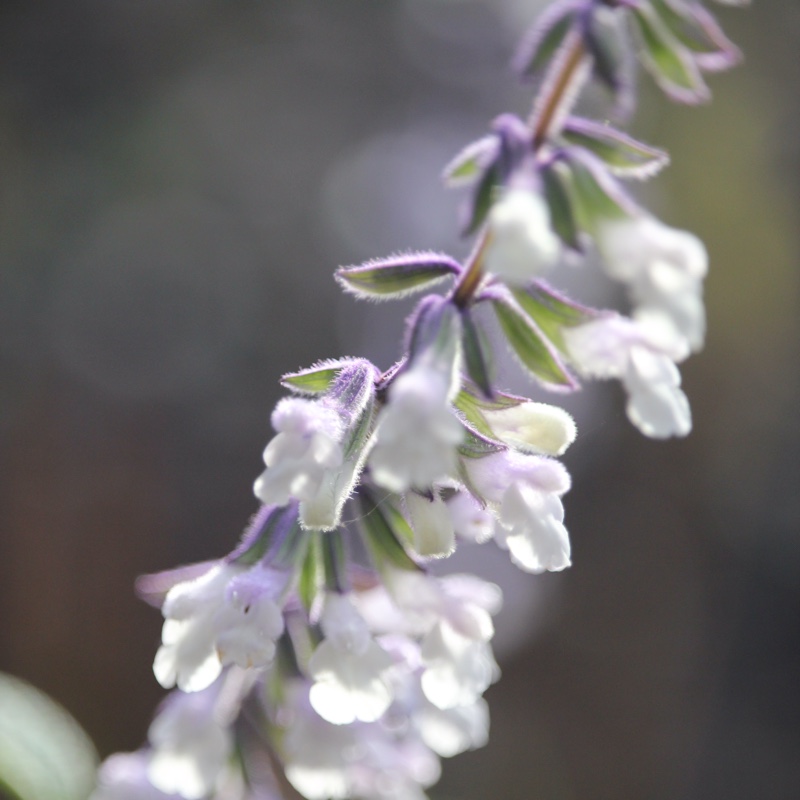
[452,228,493,309]
[453,30,588,309]
[531,30,588,148]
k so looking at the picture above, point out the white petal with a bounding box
[153,619,222,693]
[499,484,571,573]
[320,593,371,655]
[446,492,495,543]
[147,692,231,799]
[420,623,498,710]
[484,188,560,282]
[309,640,394,724]
[415,698,489,757]
[406,492,456,559]
[286,765,350,800]
[369,367,463,492]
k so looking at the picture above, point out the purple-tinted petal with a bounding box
[136,561,218,609]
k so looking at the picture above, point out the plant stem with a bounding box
[531,31,587,148]
[452,228,492,308]
[453,31,588,309]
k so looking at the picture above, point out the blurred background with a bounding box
[0,1,798,798]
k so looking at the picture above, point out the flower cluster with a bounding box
[92,1,745,798]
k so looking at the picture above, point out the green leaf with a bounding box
[492,297,576,389]
[322,531,348,593]
[464,163,500,236]
[0,673,98,800]
[343,395,375,461]
[585,6,625,91]
[298,533,322,612]
[515,8,576,79]
[461,311,494,399]
[282,360,350,395]
[632,5,710,103]
[512,284,598,353]
[560,153,630,233]
[541,164,581,250]
[650,0,740,67]
[229,504,291,566]
[455,386,526,441]
[454,390,496,439]
[356,491,420,573]
[335,254,460,300]
[561,118,669,179]
[443,136,498,187]
[458,425,505,459]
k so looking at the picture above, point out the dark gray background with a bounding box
[1,2,798,798]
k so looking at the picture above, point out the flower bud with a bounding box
[484,188,560,283]
[482,401,576,456]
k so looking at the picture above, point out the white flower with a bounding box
[446,491,495,544]
[147,688,232,800]
[153,564,285,693]
[283,684,440,800]
[90,752,174,800]
[482,401,576,456]
[413,696,490,758]
[347,733,440,800]
[283,688,356,800]
[623,343,692,439]
[214,569,285,670]
[367,571,501,710]
[564,315,692,438]
[420,621,499,710]
[496,482,571,573]
[308,594,394,725]
[366,571,500,643]
[406,491,456,559]
[484,188,561,282]
[153,565,233,693]
[464,450,572,573]
[597,215,707,352]
[254,398,345,524]
[369,366,463,493]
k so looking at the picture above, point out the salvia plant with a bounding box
[91,1,747,798]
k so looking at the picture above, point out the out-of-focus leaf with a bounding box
[561,150,633,232]
[321,531,348,593]
[463,162,500,236]
[461,310,494,399]
[513,282,598,354]
[458,425,505,459]
[631,5,710,104]
[513,0,580,79]
[561,117,669,179]
[298,532,322,612]
[491,295,577,389]
[356,491,419,573]
[650,0,741,71]
[541,164,582,250]
[442,136,499,187]
[585,5,625,91]
[0,673,98,800]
